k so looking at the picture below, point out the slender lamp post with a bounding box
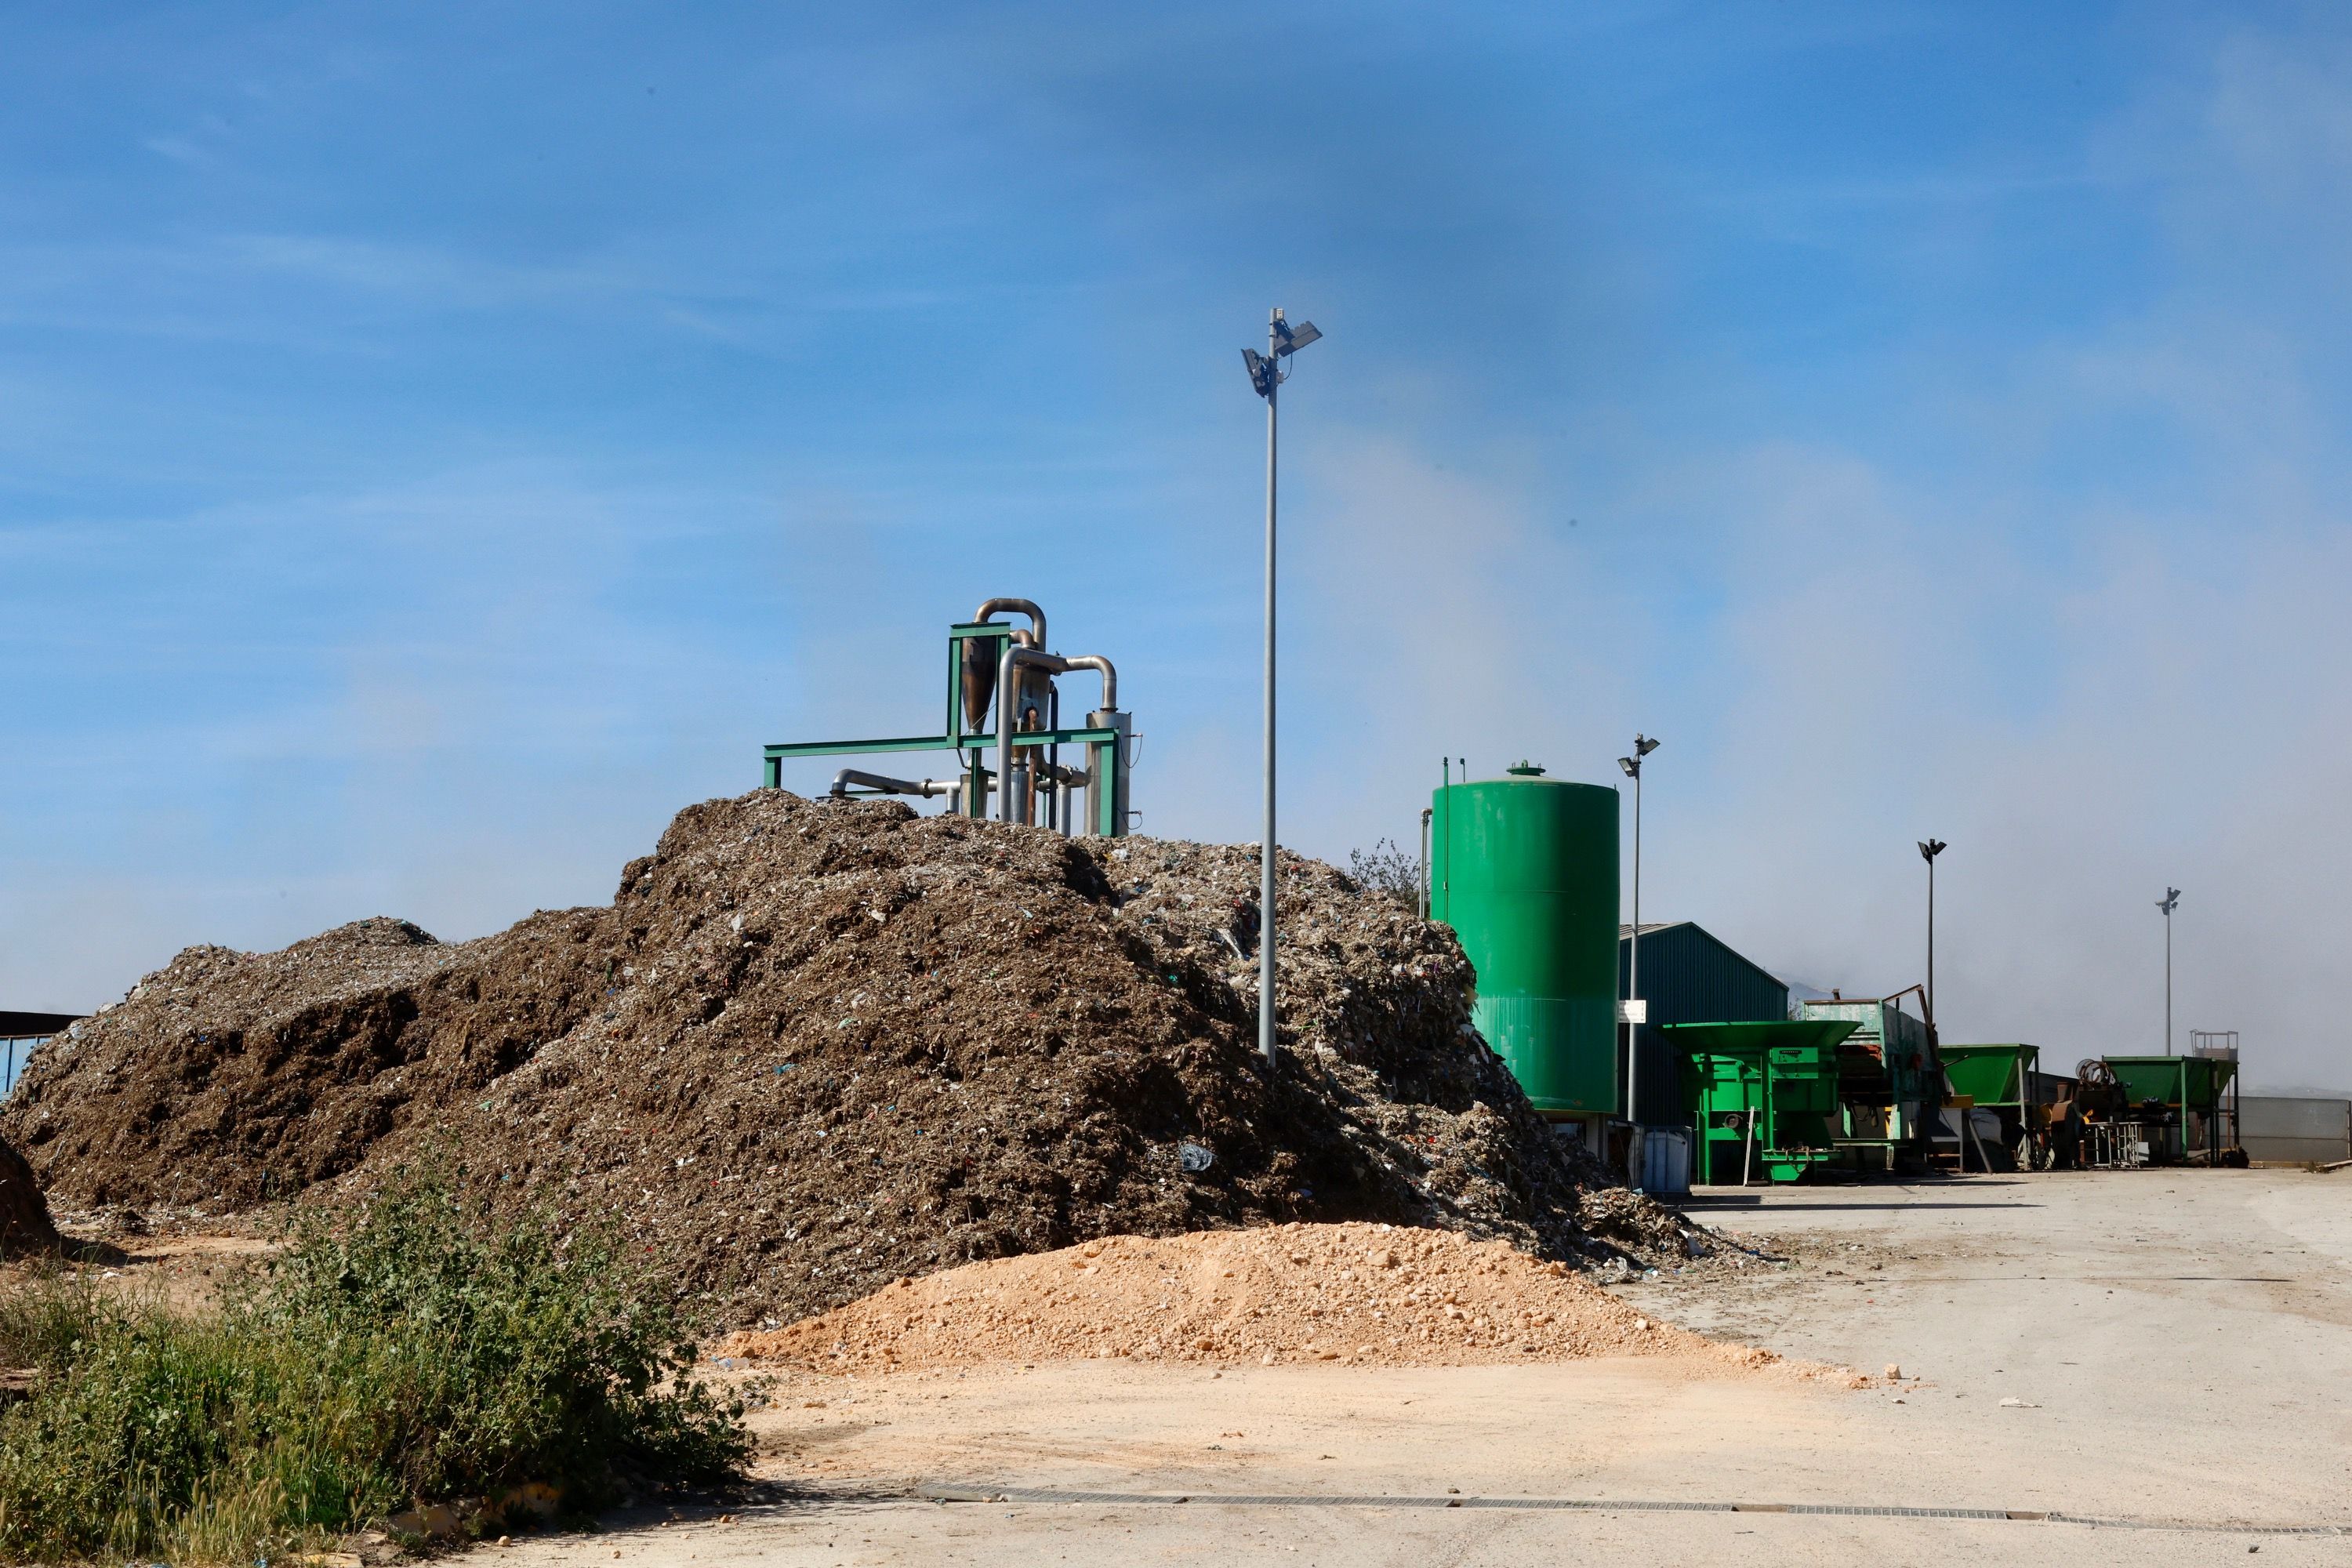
[2157,887,2180,1055]
[1241,308,1322,1069]
[1617,735,1661,1124]
[1918,838,1947,1025]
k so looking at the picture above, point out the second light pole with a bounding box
[1242,307,1322,1068]
[1617,734,1661,1125]
[2157,886,2180,1054]
[1918,837,1947,1024]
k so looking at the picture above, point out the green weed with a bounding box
[0,1167,749,1563]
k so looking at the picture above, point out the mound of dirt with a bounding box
[3,790,1697,1324]
[716,1221,1773,1372]
[0,1137,60,1257]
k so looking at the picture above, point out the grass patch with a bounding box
[0,1168,750,1563]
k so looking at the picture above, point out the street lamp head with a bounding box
[1240,347,1278,398]
[1918,838,1947,863]
[1617,756,1637,778]
[2158,887,2180,915]
[1275,320,1322,356]
[1635,734,1661,757]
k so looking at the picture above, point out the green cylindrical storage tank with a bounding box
[1430,763,1620,1115]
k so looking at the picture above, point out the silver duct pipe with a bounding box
[1044,656,1117,834]
[1058,653,1117,711]
[972,597,1046,649]
[996,644,1073,825]
[830,768,962,813]
[964,599,1047,733]
[1029,758,1090,838]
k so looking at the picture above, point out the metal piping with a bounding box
[1058,654,1116,712]
[973,597,1046,650]
[830,768,962,813]
[996,644,1073,825]
[1418,807,1433,920]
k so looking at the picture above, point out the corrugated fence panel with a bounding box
[2239,1095,2351,1163]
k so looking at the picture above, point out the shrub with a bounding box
[1347,837,1421,911]
[0,1168,748,1563]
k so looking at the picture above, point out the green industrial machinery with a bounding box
[1428,764,1619,1117]
[760,598,1134,835]
[2097,1053,2241,1164]
[1798,996,1939,1171]
[1666,1019,1862,1184]
[1940,1043,2041,1167]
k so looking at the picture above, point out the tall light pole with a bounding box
[1918,838,1947,1025]
[1617,735,1661,1124]
[1242,307,1322,1069]
[2157,887,2180,1055]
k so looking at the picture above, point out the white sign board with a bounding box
[1617,999,1648,1024]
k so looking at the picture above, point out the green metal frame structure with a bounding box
[1666,1019,1863,1184]
[760,619,1128,836]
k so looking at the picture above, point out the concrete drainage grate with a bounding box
[913,1485,2350,1537]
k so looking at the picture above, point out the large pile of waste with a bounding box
[3,790,1695,1324]
[0,1138,60,1257]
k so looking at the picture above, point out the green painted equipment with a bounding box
[1940,1043,2041,1168]
[2099,1053,2241,1163]
[1941,1043,2039,1109]
[760,599,1134,836]
[1430,764,1619,1116]
[1666,1019,1862,1183]
[1797,996,1937,1168]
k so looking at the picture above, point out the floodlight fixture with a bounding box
[1617,756,1636,777]
[1275,320,1322,355]
[2158,887,2180,915]
[1240,347,1276,397]
[1919,837,1947,863]
[1635,734,1661,758]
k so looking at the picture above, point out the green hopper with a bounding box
[1667,1019,1862,1184]
[2100,1054,2240,1163]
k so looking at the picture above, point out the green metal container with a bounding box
[1796,996,1936,1152]
[1941,1044,2040,1108]
[1430,764,1619,1115]
[2103,1054,2236,1110]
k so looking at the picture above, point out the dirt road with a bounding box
[493,1170,2351,1566]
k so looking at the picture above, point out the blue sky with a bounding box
[5,3,2349,1091]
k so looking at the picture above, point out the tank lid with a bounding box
[1506,760,1546,776]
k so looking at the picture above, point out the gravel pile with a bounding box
[3,790,1702,1325]
[713,1221,1777,1372]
